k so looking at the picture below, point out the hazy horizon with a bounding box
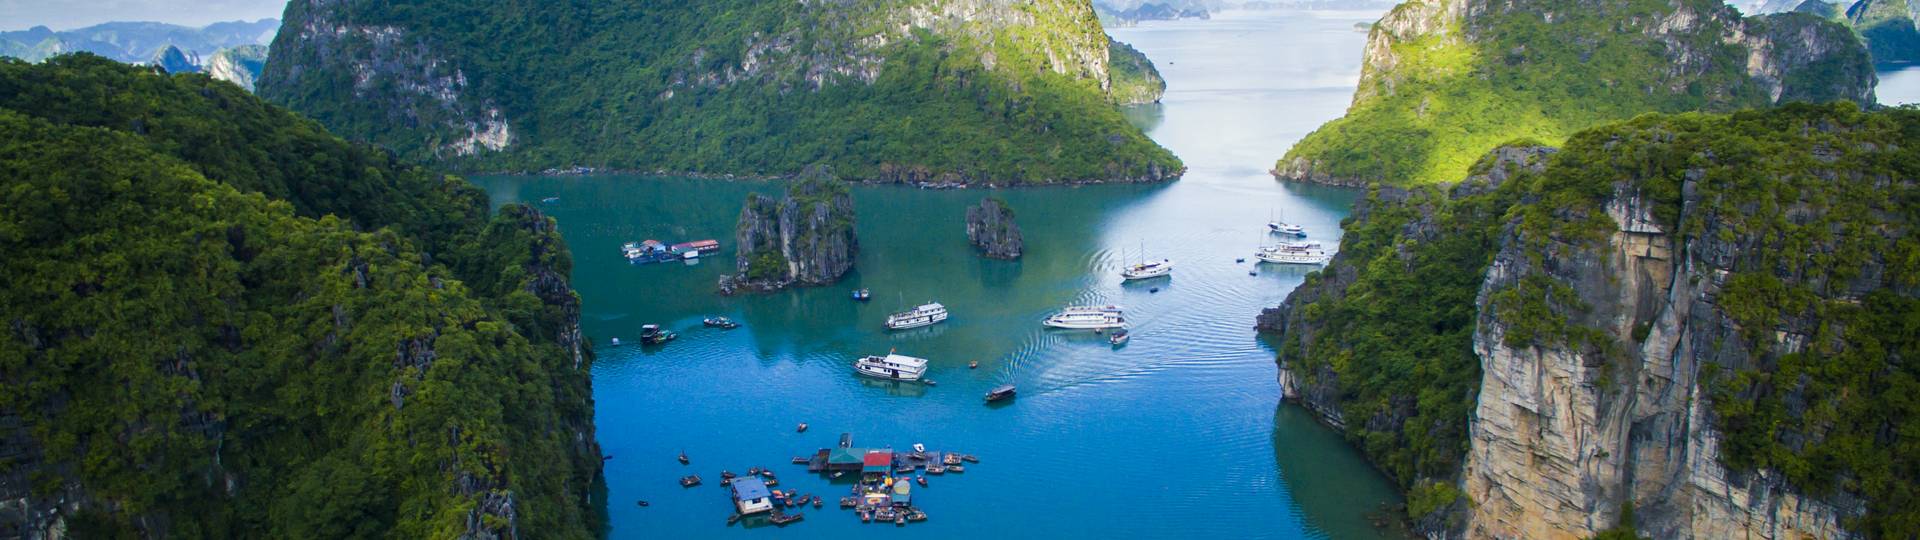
[0,0,285,32]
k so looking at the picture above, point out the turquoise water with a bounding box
[474,9,1405,538]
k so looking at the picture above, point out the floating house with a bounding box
[672,239,721,254]
[826,447,867,472]
[861,450,893,481]
[730,476,774,515]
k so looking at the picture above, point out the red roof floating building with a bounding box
[861,450,893,478]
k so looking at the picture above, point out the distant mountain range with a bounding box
[1,19,277,90]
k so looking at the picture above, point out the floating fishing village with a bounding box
[657,433,983,527]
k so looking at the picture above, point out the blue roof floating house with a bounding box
[730,476,773,515]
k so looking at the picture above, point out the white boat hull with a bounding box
[854,364,925,381]
[1255,251,1331,265]
[886,311,948,330]
[1043,318,1128,330]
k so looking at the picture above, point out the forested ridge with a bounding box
[0,55,601,538]
[261,0,1182,185]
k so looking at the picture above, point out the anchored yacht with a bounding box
[1120,259,1173,280]
[1255,241,1331,265]
[854,353,930,382]
[885,302,948,330]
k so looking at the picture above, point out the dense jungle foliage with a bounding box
[1274,148,1534,492]
[1278,103,1918,536]
[260,0,1181,184]
[1276,0,1871,186]
[0,55,600,538]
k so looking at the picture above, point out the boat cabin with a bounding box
[986,384,1017,402]
[730,476,774,515]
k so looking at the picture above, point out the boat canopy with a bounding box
[989,384,1016,395]
[881,354,929,367]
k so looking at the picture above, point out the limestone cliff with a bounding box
[1274,0,1876,187]
[1842,0,1920,63]
[203,44,268,92]
[1262,103,1917,539]
[966,197,1025,259]
[260,0,1183,184]
[722,167,860,293]
[1108,38,1167,105]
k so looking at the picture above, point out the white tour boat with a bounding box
[1121,259,1173,280]
[1255,241,1331,265]
[885,302,949,330]
[854,353,930,382]
[1043,306,1128,330]
[1267,209,1308,237]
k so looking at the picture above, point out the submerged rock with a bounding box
[721,166,858,294]
[964,197,1023,260]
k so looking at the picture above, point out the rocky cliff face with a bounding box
[1107,38,1167,105]
[1275,0,1876,187]
[722,168,859,293]
[203,45,268,92]
[1263,103,1916,539]
[965,197,1025,259]
[1844,0,1920,63]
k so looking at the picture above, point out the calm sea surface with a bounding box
[474,9,1405,538]
[1877,65,1920,106]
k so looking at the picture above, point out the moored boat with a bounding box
[884,302,948,330]
[1110,328,1131,346]
[854,353,930,382]
[640,324,677,345]
[1255,241,1331,265]
[1119,259,1173,280]
[1043,307,1126,330]
[1269,221,1307,237]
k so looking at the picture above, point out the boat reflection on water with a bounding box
[856,377,930,398]
[882,322,949,342]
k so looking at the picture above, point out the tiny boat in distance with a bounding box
[703,316,739,329]
[885,302,948,330]
[1120,259,1173,280]
[852,288,872,302]
[1043,306,1127,330]
[1255,241,1331,265]
[985,385,1016,402]
[854,353,930,382]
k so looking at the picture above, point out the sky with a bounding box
[1,0,286,31]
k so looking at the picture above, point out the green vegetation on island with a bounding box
[1108,38,1167,104]
[1273,0,1874,187]
[260,0,1182,185]
[0,55,600,537]
[1265,102,1918,536]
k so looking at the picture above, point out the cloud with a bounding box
[1,0,287,31]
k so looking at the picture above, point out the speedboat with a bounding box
[1109,328,1130,346]
[703,317,739,329]
[1043,306,1127,330]
[885,302,948,330]
[985,385,1016,402]
[639,324,678,345]
[1119,259,1173,280]
[852,288,872,301]
[1269,221,1307,237]
[854,353,930,382]
[1255,241,1331,265]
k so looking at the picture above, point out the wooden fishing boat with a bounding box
[961,454,979,463]
[985,384,1016,402]
[947,465,965,473]
[677,452,689,464]
[679,475,702,487]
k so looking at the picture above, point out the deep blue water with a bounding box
[475,9,1406,539]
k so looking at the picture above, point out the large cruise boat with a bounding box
[1043,306,1128,330]
[854,353,930,381]
[1255,241,1331,265]
[885,302,949,330]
